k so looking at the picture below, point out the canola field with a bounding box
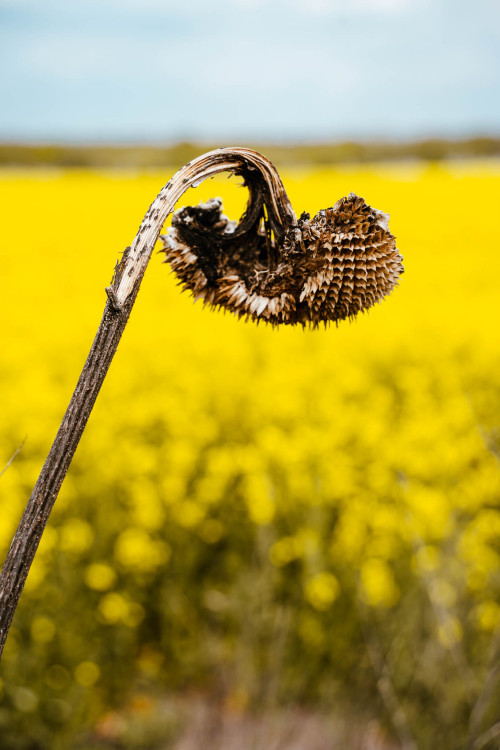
[1,162,500,748]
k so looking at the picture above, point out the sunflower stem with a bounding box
[0,147,291,658]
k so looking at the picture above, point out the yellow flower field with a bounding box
[1,161,500,748]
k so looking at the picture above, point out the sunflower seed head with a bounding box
[160,168,403,327]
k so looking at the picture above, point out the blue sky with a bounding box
[1,0,499,143]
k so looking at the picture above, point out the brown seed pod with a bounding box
[160,148,403,327]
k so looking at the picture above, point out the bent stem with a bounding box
[0,147,295,658]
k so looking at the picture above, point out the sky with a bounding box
[1,0,499,143]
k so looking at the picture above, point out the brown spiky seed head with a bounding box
[160,192,403,327]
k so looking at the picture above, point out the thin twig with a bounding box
[0,440,25,480]
[468,616,500,748]
[458,400,500,748]
[472,721,500,750]
[404,510,476,707]
[357,593,420,750]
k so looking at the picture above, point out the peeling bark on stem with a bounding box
[0,147,293,658]
[0,300,132,656]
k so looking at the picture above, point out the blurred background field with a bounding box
[2,0,500,747]
[1,159,500,748]
[1,137,500,170]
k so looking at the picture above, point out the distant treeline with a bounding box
[1,137,500,168]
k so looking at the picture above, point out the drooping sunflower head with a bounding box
[160,149,403,327]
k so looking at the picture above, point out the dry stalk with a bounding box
[0,147,403,658]
[357,594,419,750]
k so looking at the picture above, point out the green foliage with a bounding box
[1,137,500,169]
